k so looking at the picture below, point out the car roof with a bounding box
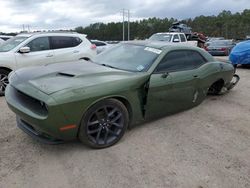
[123,40,198,50]
[17,32,87,38]
[0,35,13,38]
[123,40,215,61]
[152,32,184,35]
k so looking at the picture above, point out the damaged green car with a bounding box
[5,41,239,148]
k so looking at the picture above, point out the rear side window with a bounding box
[27,37,50,52]
[50,36,82,49]
[1,37,11,41]
[180,34,186,42]
[185,51,207,67]
[155,50,207,72]
[173,34,179,41]
[92,41,106,46]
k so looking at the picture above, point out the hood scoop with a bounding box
[57,72,75,77]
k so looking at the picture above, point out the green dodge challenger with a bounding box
[5,41,239,148]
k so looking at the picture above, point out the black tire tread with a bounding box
[0,69,10,96]
[78,98,129,149]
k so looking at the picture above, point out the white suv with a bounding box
[0,32,97,95]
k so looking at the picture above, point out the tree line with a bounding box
[75,9,250,41]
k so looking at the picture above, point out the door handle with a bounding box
[193,75,198,78]
[161,72,169,78]
[73,50,79,53]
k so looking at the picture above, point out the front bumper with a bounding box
[226,74,240,90]
[17,117,64,144]
[5,85,80,142]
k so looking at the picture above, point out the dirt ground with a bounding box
[1,63,250,188]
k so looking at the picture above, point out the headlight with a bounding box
[40,101,49,112]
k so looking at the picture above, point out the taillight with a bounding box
[91,44,96,50]
[221,48,226,51]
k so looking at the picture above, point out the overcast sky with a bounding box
[0,0,249,32]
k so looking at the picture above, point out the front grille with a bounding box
[17,118,64,144]
[11,86,48,117]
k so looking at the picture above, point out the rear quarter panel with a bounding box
[198,61,234,92]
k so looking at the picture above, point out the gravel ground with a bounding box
[0,65,250,188]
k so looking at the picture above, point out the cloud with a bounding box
[0,0,249,32]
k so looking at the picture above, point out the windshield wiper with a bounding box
[101,64,119,69]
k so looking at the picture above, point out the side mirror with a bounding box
[19,46,30,53]
[173,39,180,43]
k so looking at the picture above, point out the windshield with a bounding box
[0,36,28,52]
[93,43,161,72]
[149,34,172,42]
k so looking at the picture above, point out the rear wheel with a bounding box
[79,99,129,148]
[208,80,224,95]
[0,69,10,96]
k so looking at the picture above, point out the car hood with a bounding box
[11,60,147,95]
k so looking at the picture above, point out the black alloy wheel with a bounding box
[79,99,129,148]
[0,70,9,96]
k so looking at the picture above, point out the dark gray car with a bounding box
[206,40,235,56]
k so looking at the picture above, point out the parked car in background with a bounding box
[205,37,225,46]
[207,37,225,41]
[230,40,250,67]
[206,40,235,56]
[0,35,13,41]
[0,32,96,96]
[149,32,198,47]
[5,41,239,148]
[91,40,110,54]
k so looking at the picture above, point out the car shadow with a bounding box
[238,65,250,69]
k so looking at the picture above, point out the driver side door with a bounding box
[15,37,54,69]
[145,50,204,120]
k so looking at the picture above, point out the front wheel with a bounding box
[78,99,129,149]
[0,69,10,96]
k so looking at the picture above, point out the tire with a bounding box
[0,69,10,96]
[208,80,224,95]
[78,98,129,149]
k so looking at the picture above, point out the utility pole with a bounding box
[122,9,125,41]
[121,9,130,41]
[128,9,130,41]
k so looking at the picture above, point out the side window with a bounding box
[26,37,50,52]
[155,51,187,72]
[173,34,179,42]
[180,34,186,42]
[185,51,207,67]
[72,37,82,46]
[155,50,206,73]
[51,36,81,49]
